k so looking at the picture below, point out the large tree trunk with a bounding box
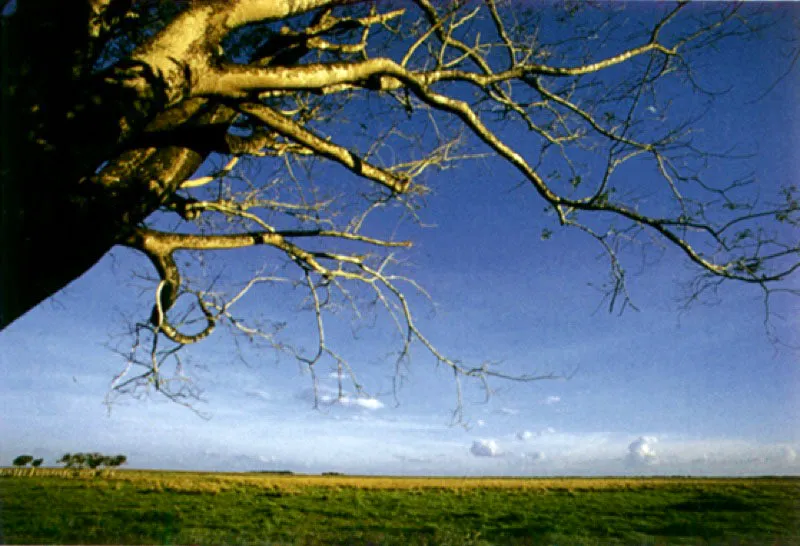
[1,3,111,326]
[0,0,331,328]
[0,3,212,328]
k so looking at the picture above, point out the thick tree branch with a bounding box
[221,0,342,31]
[196,38,677,99]
[238,103,411,193]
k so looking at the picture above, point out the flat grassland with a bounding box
[1,469,797,544]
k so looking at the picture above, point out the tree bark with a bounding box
[0,5,228,328]
[0,0,328,328]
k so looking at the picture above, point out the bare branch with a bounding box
[238,103,411,193]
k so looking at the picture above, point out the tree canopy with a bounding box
[58,452,127,469]
[1,1,797,409]
[12,454,34,467]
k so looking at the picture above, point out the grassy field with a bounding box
[1,469,798,544]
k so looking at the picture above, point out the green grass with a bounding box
[1,470,798,544]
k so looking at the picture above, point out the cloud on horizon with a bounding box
[525,451,546,462]
[516,427,556,441]
[296,387,384,410]
[626,436,658,466]
[471,439,501,457]
[335,396,384,410]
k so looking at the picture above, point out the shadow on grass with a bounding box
[669,492,755,513]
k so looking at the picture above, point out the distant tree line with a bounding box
[58,452,127,469]
[10,452,128,470]
[12,455,43,468]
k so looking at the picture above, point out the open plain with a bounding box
[1,469,798,544]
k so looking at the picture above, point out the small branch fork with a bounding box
[105,1,797,412]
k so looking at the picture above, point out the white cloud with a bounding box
[496,407,519,416]
[475,419,486,427]
[543,396,561,405]
[471,439,501,457]
[394,454,434,464]
[258,455,279,464]
[335,396,384,410]
[244,390,271,401]
[751,445,798,465]
[627,436,658,466]
[516,427,555,441]
[296,387,383,410]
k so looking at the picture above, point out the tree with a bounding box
[86,452,106,469]
[59,452,87,469]
[107,454,128,468]
[32,458,43,468]
[56,452,124,469]
[12,455,34,467]
[1,2,797,409]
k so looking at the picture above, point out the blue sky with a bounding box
[1,3,798,476]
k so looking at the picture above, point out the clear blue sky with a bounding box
[1,4,798,476]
